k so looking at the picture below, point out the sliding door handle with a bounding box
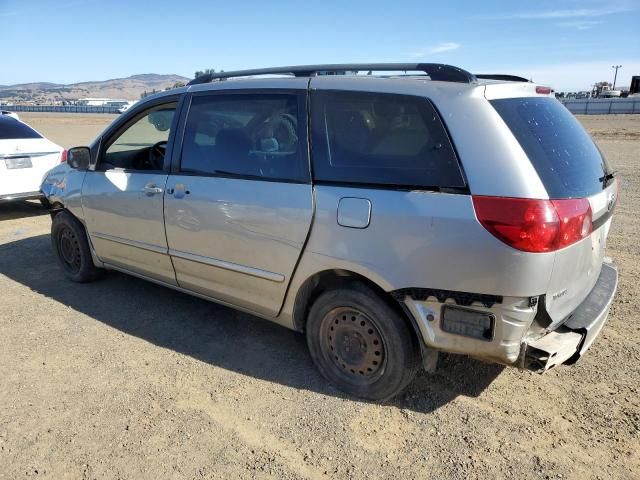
[172,183,190,199]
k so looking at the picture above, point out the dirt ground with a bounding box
[0,113,638,479]
[18,113,118,149]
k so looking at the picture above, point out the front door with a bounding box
[164,90,313,316]
[82,102,178,284]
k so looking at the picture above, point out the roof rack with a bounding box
[475,74,531,82]
[187,63,477,86]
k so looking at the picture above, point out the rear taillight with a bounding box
[60,149,68,163]
[552,198,592,248]
[536,86,553,94]
[473,196,592,253]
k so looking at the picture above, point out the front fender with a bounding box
[40,163,87,220]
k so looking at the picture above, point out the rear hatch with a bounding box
[489,94,616,324]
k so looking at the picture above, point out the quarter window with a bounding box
[310,91,465,188]
[181,94,307,182]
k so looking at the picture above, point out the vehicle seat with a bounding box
[214,128,254,173]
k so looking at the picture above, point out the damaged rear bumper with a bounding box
[522,262,618,372]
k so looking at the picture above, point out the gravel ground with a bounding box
[0,114,638,479]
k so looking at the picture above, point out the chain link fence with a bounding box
[0,104,120,114]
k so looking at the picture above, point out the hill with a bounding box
[0,74,190,103]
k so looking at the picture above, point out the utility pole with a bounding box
[612,65,622,89]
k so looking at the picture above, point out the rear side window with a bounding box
[180,93,308,182]
[491,97,612,199]
[0,117,42,139]
[310,91,465,189]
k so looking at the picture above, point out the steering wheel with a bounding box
[148,141,167,170]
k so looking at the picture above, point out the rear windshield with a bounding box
[0,116,42,140]
[491,97,612,199]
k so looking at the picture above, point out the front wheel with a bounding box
[306,284,420,401]
[51,211,103,282]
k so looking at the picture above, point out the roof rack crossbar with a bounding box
[187,63,477,86]
[475,74,531,83]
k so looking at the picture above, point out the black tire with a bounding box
[51,211,103,282]
[306,284,420,401]
[39,197,51,209]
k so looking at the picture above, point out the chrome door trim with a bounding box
[92,232,168,255]
[169,248,285,283]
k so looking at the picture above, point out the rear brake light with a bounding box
[60,149,68,163]
[552,199,592,248]
[473,196,592,253]
[536,86,553,94]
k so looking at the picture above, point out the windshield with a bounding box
[491,97,612,199]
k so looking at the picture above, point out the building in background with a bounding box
[77,98,131,108]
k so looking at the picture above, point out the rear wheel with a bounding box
[51,211,103,282]
[306,284,420,401]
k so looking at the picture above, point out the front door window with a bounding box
[101,105,176,171]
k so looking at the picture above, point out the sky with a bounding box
[1,0,639,91]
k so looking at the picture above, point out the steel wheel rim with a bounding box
[321,307,386,382]
[58,226,81,273]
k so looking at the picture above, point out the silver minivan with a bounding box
[42,64,618,400]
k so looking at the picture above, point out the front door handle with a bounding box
[142,185,163,195]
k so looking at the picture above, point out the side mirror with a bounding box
[67,146,91,170]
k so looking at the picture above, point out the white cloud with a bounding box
[480,6,633,20]
[409,42,461,59]
[556,20,603,30]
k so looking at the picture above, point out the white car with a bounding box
[0,115,65,202]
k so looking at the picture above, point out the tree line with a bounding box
[140,69,220,98]
[194,68,222,79]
